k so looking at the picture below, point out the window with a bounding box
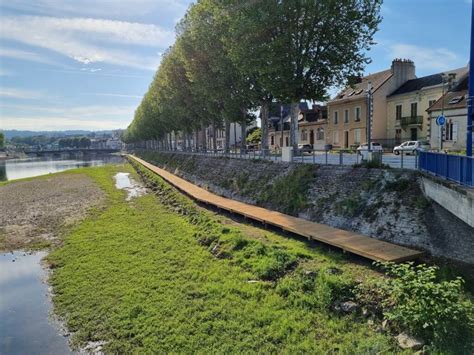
[410,102,418,117]
[285,136,289,147]
[396,105,402,120]
[445,121,458,141]
[344,109,349,123]
[428,99,437,108]
[449,95,464,105]
[316,128,324,140]
[355,107,361,122]
[333,111,339,124]
[354,128,361,144]
[333,131,339,144]
[270,135,274,146]
[301,129,308,141]
[395,129,402,141]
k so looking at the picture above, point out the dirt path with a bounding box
[0,174,104,251]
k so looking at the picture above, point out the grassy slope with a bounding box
[47,163,398,353]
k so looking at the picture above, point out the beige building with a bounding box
[386,67,466,147]
[326,59,416,149]
[267,103,327,150]
[428,72,469,151]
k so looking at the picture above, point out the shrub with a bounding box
[357,262,474,350]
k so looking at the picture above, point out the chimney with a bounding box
[391,58,416,87]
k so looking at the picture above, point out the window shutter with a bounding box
[452,123,458,141]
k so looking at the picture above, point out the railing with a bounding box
[131,146,421,170]
[399,116,423,127]
[418,151,473,187]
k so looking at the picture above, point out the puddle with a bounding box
[114,172,147,200]
[0,251,72,354]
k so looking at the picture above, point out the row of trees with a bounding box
[123,0,382,151]
[58,137,91,149]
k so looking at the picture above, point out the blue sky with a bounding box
[0,0,472,131]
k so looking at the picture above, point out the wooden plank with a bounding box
[129,155,423,263]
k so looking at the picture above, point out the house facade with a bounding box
[268,102,309,150]
[427,72,470,151]
[326,59,416,149]
[297,104,328,149]
[386,68,466,147]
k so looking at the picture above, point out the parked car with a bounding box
[393,140,430,155]
[298,144,313,154]
[356,142,383,155]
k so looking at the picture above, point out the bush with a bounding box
[357,262,474,350]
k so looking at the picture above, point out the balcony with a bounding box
[396,116,423,128]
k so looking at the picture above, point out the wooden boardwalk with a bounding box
[129,155,423,262]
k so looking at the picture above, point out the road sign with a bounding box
[436,115,446,126]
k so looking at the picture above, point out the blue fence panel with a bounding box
[418,151,473,187]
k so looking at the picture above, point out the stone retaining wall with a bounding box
[136,151,474,265]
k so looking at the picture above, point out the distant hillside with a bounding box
[2,130,116,139]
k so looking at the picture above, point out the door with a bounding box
[344,131,349,148]
[410,128,417,141]
[309,130,314,146]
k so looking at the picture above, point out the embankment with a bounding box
[135,151,474,266]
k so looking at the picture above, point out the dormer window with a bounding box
[448,95,464,105]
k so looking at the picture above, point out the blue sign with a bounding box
[436,115,446,126]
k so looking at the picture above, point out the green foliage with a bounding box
[124,0,383,147]
[335,195,363,217]
[258,164,315,215]
[0,132,4,148]
[356,262,474,351]
[58,136,91,148]
[45,162,398,352]
[246,127,261,144]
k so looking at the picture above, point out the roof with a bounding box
[329,69,392,103]
[389,67,467,97]
[427,73,469,112]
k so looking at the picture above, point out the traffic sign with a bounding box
[436,115,446,126]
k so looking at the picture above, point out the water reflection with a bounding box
[0,251,72,354]
[0,154,123,181]
[114,172,147,200]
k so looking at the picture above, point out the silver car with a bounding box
[393,140,430,155]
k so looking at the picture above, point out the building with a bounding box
[326,59,416,149]
[427,72,470,151]
[268,102,309,150]
[297,104,328,149]
[386,67,466,148]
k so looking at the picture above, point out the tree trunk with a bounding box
[224,119,230,153]
[290,102,299,151]
[211,122,217,152]
[201,123,207,151]
[260,100,269,154]
[240,109,247,153]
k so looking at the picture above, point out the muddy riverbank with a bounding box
[0,174,105,251]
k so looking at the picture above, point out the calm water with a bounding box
[0,154,124,181]
[0,252,72,355]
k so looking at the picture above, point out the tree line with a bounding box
[123,0,382,151]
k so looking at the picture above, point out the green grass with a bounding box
[46,162,398,353]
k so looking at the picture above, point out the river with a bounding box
[0,154,124,181]
[0,154,124,354]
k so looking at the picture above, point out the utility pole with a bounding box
[440,74,446,151]
[467,0,474,156]
[366,81,373,152]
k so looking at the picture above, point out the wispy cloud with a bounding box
[86,93,143,99]
[388,43,464,71]
[2,0,189,21]
[0,16,174,70]
[0,88,45,100]
[0,47,59,66]
[0,103,135,130]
